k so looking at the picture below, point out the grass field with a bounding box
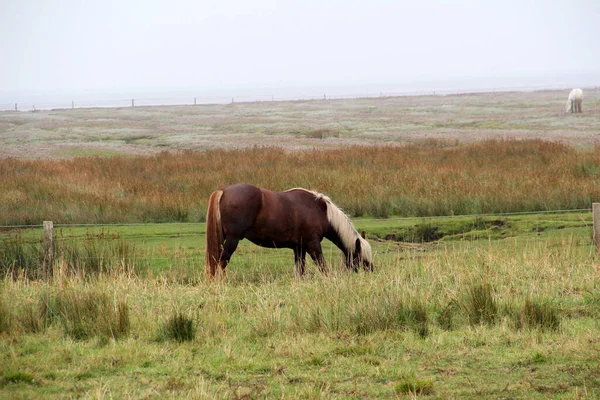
[1,213,599,398]
[1,88,599,159]
[1,89,600,398]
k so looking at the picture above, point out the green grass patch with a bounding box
[0,234,44,279]
[465,283,498,326]
[513,298,561,331]
[158,311,196,342]
[1,371,36,387]
[40,287,130,340]
[394,376,435,396]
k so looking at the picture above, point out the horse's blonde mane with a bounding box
[287,188,372,262]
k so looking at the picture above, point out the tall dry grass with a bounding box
[0,232,145,279]
[1,139,599,225]
[0,237,589,342]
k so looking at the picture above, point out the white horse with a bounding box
[566,88,583,113]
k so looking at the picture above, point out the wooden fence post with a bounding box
[594,204,600,251]
[43,221,54,279]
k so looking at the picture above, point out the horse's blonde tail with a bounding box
[205,190,224,277]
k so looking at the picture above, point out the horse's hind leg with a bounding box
[219,236,241,272]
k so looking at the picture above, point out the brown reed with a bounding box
[1,139,599,225]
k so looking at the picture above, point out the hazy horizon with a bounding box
[2,0,599,108]
[2,71,599,111]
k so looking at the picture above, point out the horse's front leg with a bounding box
[307,241,328,275]
[293,247,306,278]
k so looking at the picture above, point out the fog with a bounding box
[1,0,599,104]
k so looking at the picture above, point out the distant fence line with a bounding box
[0,84,581,112]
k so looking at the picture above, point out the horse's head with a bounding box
[351,231,373,272]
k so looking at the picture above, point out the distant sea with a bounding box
[1,73,599,112]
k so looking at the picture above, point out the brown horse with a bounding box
[205,183,373,277]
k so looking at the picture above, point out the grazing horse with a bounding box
[205,183,373,277]
[566,88,583,113]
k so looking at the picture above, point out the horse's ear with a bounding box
[361,231,366,239]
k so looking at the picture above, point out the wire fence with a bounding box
[0,83,582,112]
[0,208,595,267]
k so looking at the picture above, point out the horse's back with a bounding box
[280,188,328,219]
[275,188,329,233]
[569,88,583,100]
[219,184,328,246]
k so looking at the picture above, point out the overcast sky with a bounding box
[1,0,600,94]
